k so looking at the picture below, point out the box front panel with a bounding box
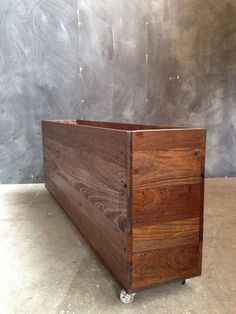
[131,129,206,290]
[42,121,132,290]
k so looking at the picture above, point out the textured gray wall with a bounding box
[0,0,236,183]
[0,0,81,183]
[147,0,236,178]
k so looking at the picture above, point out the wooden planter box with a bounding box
[42,120,206,302]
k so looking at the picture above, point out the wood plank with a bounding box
[132,129,205,151]
[133,217,200,252]
[133,179,202,227]
[133,148,202,189]
[45,176,131,290]
[44,162,128,258]
[132,244,201,290]
[43,123,129,233]
[201,129,207,175]
[42,121,128,167]
[46,119,188,130]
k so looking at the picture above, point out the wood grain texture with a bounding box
[133,149,202,188]
[132,244,201,290]
[133,179,202,227]
[132,129,204,151]
[42,120,206,293]
[48,119,188,130]
[133,217,200,252]
[42,120,132,290]
[45,176,131,288]
[43,121,129,232]
[132,129,205,189]
[131,127,206,291]
[43,120,127,167]
[43,136,128,231]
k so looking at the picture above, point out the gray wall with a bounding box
[0,0,236,183]
[0,0,81,183]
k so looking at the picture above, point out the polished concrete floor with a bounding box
[0,179,235,314]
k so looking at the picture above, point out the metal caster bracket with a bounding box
[120,289,136,304]
[179,279,186,285]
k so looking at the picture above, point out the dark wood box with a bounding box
[42,120,206,299]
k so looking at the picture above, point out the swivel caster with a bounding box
[119,289,136,304]
[179,279,186,285]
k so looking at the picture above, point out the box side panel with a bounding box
[42,121,131,290]
[131,129,206,291]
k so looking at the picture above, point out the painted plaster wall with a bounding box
[0,0,81,182]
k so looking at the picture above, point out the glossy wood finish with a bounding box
[133,178,202,226]
[131,128,206,291]
[42,120,132,289]
[42,120,206,293]
[132,244,201,289]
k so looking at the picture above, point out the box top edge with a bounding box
[42,119,206,132]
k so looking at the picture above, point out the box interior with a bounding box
[50,119,186,131]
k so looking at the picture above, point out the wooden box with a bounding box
[42,120,206,302]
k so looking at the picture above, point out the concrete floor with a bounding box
[0,179,235,314]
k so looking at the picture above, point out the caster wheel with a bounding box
[179,279,186,285]
[119,289,136,304]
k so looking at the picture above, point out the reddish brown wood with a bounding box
[133,179,202,226]
[132,244,201,289]
[42,120,206,293]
